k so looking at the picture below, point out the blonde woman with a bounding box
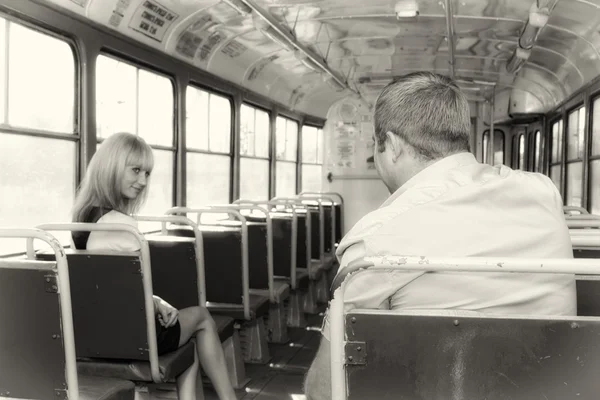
[72,132,237,400]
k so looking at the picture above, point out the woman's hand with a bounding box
[152,295,179,328]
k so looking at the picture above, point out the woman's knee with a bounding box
[189,306,217,332]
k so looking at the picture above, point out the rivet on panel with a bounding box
[351,317,356,323]
[453,320,460,326]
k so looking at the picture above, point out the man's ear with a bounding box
[385,131,405,162]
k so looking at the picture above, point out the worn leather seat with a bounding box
[77,341,195,382]
[78,375,136,400]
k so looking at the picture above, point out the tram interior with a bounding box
[2,0,600,399]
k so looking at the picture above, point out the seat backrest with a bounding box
[147,236,199,309]
[334,203,342,244]
[0,261,68,399]
[201,219,268,290]
[271,214,293,278]
[296,213,308,269]
[573,249,600,316]
[309,207,321,259]
[344,311,600,400]
[170,225,244,305]
[38,250,149,361]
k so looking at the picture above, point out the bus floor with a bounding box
[208,310,324,400]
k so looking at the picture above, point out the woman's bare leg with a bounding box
[178,306,237,400]
[176,346,202,400]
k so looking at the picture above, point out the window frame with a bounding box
[239,102,272,199]
[185,83,234,204]
[95,52,177,209]
[564,104,586,206]
[300,124,324,192]
[274,114,300,196]
[0,14,80,257]
[481,129,505,165]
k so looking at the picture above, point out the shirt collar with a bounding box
[381,152,478,207]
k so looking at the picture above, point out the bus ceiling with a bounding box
[39,0,600,119]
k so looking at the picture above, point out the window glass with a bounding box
[0,17,5,124]
[276,117,298,161]
[317,128,324,163]
[276,116,287,160]
[96,56,137,138]
[567,107,585,160]
[589,160,600,214]
[550,165,562,192]
[240,104,255,156]
[255,108,270,158]
[8,22,75,133]
[209,94,231,153]
[186,87,231,153]
[483,130,504,165]
[482,131,488,163]
[566,162,583,207]
[97,55,174,147]
[137,69,174,146]
[275,161,296,197]
[0,134,76,254]
[136,149,173,232]
[240,158,269,199]
[534,131,541,172]
[518,134,525,170]
[302,164,322,192]
[592,98,600,156]
[302,126,318,163]
[551,119,563,163]
[185,86,209,150]
[187,153,230,205]
[286,119,299,161]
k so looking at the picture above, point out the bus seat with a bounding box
[169,225,271,363]
[169,226,244,306]
[208,293,270,321]
[573,249,600,316]
[146,236,200,310]
[77,342,195,382]
[0,260,135,400]
[343,310,600,399]
[37,251,197,384]
[38,251,149,360]
[78,375,136,400]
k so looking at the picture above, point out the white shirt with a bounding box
[86,210,141,252]
[322,152,576,339]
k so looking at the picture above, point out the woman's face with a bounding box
[121,164,150,200]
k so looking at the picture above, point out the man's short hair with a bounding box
[374,72,471,160]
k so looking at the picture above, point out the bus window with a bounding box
[0,17,76,255]
[186,86,232,205]
[302,126,324,192]
[275,116,298,197]
[481,129,504,165]
[549,119,563,192]
[239,104,270,200]
[533,130,541,172]
[589,97,600,213]
[518,134,525,170]
[566,107,585,207]
[96,54,175,220]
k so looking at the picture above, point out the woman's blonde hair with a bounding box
[72,132,154,222]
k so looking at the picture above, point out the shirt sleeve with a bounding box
[86,211,141,252]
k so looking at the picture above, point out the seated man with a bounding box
[304,72,576,400]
